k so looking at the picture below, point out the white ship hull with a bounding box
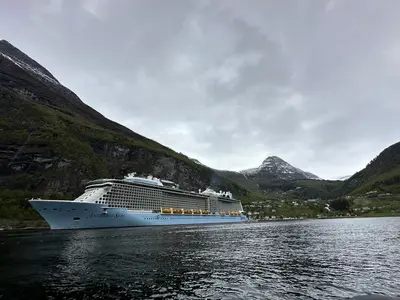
[29,200,248,230]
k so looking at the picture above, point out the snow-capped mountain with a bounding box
[240,156,320,181]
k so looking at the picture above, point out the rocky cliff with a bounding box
[0,40,247,203]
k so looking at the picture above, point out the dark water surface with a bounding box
[1,217,400,300]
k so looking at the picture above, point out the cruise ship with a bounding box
[29,172,248,230]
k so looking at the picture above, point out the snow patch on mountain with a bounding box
[0,52,59,86]
[240,167,257,174]
[332,175,352,181]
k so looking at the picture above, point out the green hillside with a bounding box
[341,142,400,195]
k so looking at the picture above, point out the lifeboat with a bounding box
[161,208,172,214]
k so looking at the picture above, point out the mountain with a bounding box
[0,40,249,222]
[240,156,320,181]
[340,141,400,195]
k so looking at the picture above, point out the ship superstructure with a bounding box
[29,172,248,230]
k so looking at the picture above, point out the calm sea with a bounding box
[0,217,400,300]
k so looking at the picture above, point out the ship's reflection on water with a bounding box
[1,218,400,299]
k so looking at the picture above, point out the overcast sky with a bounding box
[1,0,399,179]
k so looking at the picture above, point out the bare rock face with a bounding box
[0,40,247,199]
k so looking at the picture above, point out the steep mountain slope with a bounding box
[341,141,400,195]
[0,39,158,142]
[241,156,320,181]
[0,40,248,209]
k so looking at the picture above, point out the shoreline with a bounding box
[250,214,400,223]
[0,219,49,232]
[2,214,400,232]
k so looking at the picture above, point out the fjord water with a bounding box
[0,218,399,300]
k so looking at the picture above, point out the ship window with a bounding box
[73,217,80,220]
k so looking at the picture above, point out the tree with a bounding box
[330,198,350,211]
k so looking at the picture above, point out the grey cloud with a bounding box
[1,0,400,178]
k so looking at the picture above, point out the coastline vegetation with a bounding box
[243,194,400,221]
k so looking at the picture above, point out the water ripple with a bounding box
[1,217,400,299]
